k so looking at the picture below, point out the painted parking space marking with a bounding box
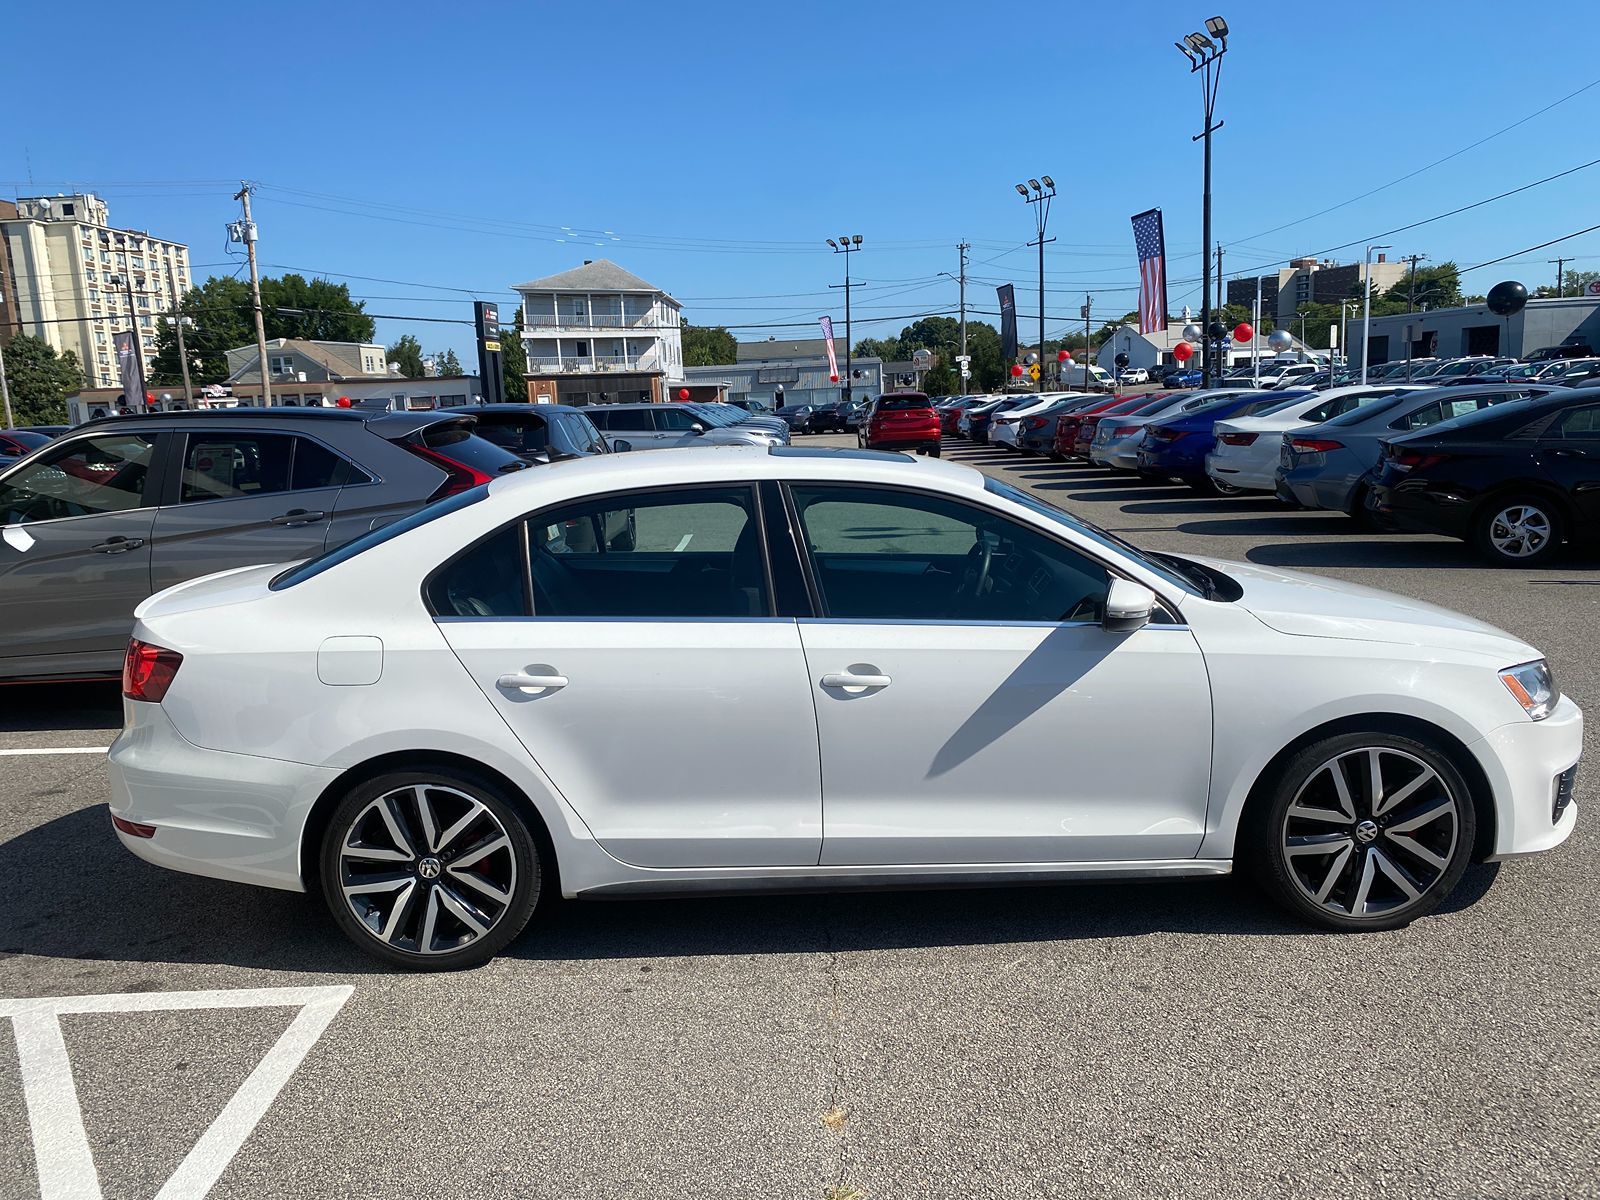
[1,985,354,1200]
[0,748,111,757]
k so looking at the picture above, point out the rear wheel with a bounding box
[1473,495,1563,566]
[320,769,543,969]
[1244,731,1476,931]
[924,443,941,458]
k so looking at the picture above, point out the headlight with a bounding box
[1500,659,1556,720]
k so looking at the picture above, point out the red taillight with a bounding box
[402,441,496,500]
[1218,432,1258,446]
[122,638,183,703]
[1289,437,1344,454]
[1388,448,1447,473]
[112,814,157,838]
[1111,424,1141,437]
[1026,416,1049,430]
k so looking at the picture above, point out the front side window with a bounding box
[1550,404,1600,438]
[655,407,699,432]
[0,433,158,523]
[787,484,1111,623]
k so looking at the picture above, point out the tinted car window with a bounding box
[291,437,355,489]
[788,483,1110,622]
[419,422,526,477]
[178,432,351,501]
[477,414,551,455]
[877,396,933,412]
[655,407,701,432]
[591,408,654,432]
[0,433,157,523]
[1551,404,1600,437]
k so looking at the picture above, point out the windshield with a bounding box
[983,477,1200,597]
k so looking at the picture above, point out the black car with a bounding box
[471,403,616,462]
[1371,391,1600,566]
[802,401,852,433]
[774,404,816,432]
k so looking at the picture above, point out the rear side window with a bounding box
[1550,404,1600,437]
[420,423,522,476]
[178,433,359,502]
[271,487,488,590]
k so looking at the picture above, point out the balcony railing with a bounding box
[527,354,660,374]
[522,310,657,330]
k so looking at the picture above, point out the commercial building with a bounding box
[220,337,482,408]
[0,193,191,388]
[683,335,884,409]
[511,260,684,405]
[1227,255,1408,326]
[1096,319,1315,373]
[1351,295,1600,367]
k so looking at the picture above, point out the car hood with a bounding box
[1184,555,1538,661]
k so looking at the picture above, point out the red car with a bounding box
[1051,396,1128,460]
[939,397,979,434]
[861,392,941,456]
[1070,393,1174,459]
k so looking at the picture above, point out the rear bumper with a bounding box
[1475,696,1583,859]
[1374,486,1475,539]
[1205,451,1278,492]
[108,700,338,892]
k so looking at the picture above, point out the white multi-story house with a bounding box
[510,260,683,405]
[0,193,191,389]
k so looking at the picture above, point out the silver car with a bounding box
[1277,383,1559,516]
[585,403,787,449]
[1091,390,1257,471]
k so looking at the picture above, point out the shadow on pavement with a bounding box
[1176,514,1382,538]
[1245,539,1489,570]
[0,682,122,732]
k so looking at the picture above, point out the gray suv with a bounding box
[0,407,525,681]
[586,403,787,449]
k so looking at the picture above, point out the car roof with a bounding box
[475,403,591,417]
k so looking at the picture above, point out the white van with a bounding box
[1061,363,1115,392]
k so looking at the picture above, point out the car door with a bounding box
[1534,402,1600,527]
[148,428,356,590]
[435,483,822,868]
[784,482,1212,866]
[0,430,162,668]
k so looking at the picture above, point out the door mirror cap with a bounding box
[612,439,632,452]
[690,423,706,434]
[1103,578,1156,633]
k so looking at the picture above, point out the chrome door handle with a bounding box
[496,672,569,693]
[270,509,327,526]
[92,536,145,554]
[820,671,892,691]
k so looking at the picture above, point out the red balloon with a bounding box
[830,374,839,383]
[336,396,352,408]
[1172,341,1194,362]
[1057,349,1070,362]
[1011,364,1024,377]
[678,387,690,400]
[1233,323,1254,342]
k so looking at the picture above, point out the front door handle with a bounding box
[1552,448,1589,458]
[92,536,145,554]
[270,509,327,526]
[820,671,892,692]
[496,672,569,693]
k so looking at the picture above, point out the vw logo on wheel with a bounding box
[417,857,442,880]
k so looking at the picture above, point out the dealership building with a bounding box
[683,336,884,410]
[1353,295,1600,366]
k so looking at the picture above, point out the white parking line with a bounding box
[1,985,355,1200]
[0,747,111,756]
[673,533,694,551]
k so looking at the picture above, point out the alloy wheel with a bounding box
[1281,746,1460,919]
[1487,504,1553,559]
[337,783,518,956]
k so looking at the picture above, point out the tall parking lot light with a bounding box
[1176,16,1228,389]
[828,236,863,401]
[1017,178,1056,392]
[1362,243,1392,384]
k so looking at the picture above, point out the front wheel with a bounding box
[320,770,543,969]
[1473,495,1563,566]
[1244,732,1476,931]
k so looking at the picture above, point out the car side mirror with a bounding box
[690,423,706,434]
[612,439,632,453]
[1102,578,1156,633]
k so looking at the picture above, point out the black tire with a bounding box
[925,444,941,458]
[1346,483,1384,531]
[1471,494,1565,567]
[319,768,543,969]
[1190,476,1244,496]
[1243,730,1477,932]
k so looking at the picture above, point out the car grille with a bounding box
[1554,764,1578,824]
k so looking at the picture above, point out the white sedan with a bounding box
[1204,385,1428,493]
[109,447,1581,967]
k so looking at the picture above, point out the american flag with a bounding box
[1131,208,1168,334]
[818,316,840,381]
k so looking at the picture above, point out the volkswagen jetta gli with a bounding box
[108,446,1582,968]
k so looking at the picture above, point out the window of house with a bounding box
[62,203,74,217]
[269,355,294,375]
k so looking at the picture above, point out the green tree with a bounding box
[502,305,526,400]
[919,363,956,394]
[681,322,738,366]
[1537,268,1600,299]
[436,348,463,376]
[3,334,84,424]
[1376,262,1462,314]
[387,334,426,379]
[258,274,376,342]
[852,336,903,362]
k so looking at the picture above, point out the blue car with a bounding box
[1137,389,1314,493]
[1161,367,1205,388]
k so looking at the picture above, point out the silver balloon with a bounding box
[1181,323,1202,344]
[1266,329,1293,352]
[1024,352,1038,365]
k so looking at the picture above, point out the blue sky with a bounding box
[5,0,1598,363]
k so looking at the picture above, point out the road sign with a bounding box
[959,367,970,379]
[955,354,971,366]
[1028,363,1041,380]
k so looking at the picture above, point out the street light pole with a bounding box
[1016,178,1056,392]
[827,236,863,401]
[1361,242,1392,384]
[1176,17,1229,390]
[109,262,145,409]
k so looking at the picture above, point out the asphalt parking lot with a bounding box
[1,431,1596,1199]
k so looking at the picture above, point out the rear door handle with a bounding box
[496,672,569,693]
[270,509,327,526]
[820,671,892,691]
[92,536,145,554]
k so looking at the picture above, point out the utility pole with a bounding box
[167,265,194,406]
[1215,244,1224,311]
[0,337,12,428]
[1084,294,1093,384]
[1549,256,1571,297]
[234,182,272,407]
[957,242,969,382]
[1403,253,1427,313]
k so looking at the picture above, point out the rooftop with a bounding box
[512,259,672,297]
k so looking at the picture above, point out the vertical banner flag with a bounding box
[1131,208,1168,334]
[113,330,145,409]
[997,284,1018,362]
[819,316,840,382]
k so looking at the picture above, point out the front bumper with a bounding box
[1475,694,1583,859]
[108,700,339,892]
